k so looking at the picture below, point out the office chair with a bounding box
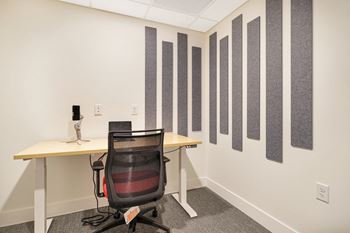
[109,121,132,132]
[92,121,134,198]
[107,121,169,184]
[93,129,170,233]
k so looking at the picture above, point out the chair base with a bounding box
[94,207,170,233]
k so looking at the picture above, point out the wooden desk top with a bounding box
[14,133,202,160]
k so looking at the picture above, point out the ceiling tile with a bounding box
[201,0,247,21]
[130,0,153,5]
[153,0,213,15]
[59,0,247,32]
[146,7,196,28]
[60,0,90,7]
[190,18,217,32]
[91,0,149,18]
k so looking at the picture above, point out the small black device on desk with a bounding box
[72,105,81,121]
[67,105,89,144]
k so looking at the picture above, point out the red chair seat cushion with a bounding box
[103,170,159,198]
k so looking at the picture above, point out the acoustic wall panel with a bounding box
[220,36,229,135]
[232,15,243,151]
[209,32,217,144]
[291,0,313,149]
[266,0,283,162]
[177,33,188,136]
[145,26,157,129]
[247,17,261,140]
[162,41,173,132]
[192,46,202,131]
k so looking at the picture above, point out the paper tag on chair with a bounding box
[124,206,140,224]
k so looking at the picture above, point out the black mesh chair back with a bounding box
[108,121,132,132]
[105,129,165,209]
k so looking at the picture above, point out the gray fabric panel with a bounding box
[209,32,217,144]
[192,46,202,131]
[177,33,188,136]
[162,41,173,132]
[220,36,229,135]
[266,0,283,163]
[291,0,313,150]
[232,15,243,151]
[247,17,261,140]
[145,26,157,130]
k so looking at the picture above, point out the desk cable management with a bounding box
[164,146,183,154]
[82,147,182,227]
[81,154,114,227]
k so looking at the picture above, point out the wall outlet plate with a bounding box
[131,104,138,115]
[316,182,329,203]
[94,104,102,116]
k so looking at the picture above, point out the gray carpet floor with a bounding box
[0,188,270,233]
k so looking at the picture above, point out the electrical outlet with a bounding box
[316,182,329,203]
[94,104,102,116]
[131,104,138,115]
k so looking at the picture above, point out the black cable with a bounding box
[88,155,112,218]
[98,153,107,161]
[81,155,114,227]
[164,146,182,154]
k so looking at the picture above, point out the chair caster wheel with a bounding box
[152,209,158,218]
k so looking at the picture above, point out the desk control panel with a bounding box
[186,145,197,149]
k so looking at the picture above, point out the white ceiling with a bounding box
[60,0,248,32]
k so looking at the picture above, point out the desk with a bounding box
[14,133,202,233]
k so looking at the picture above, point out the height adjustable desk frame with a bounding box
[14,133,201,233]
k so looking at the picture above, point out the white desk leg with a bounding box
[35,158,52,233]
[172,147,198,218]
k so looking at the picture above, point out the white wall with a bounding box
[2,0,350,232]
[204,0,350,232]
[0,0,206,226]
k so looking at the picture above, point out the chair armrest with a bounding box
[92,160,105,198]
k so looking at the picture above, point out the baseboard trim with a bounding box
[0,177,207,228]
[0,195,109,228]
[205,177,298,233]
